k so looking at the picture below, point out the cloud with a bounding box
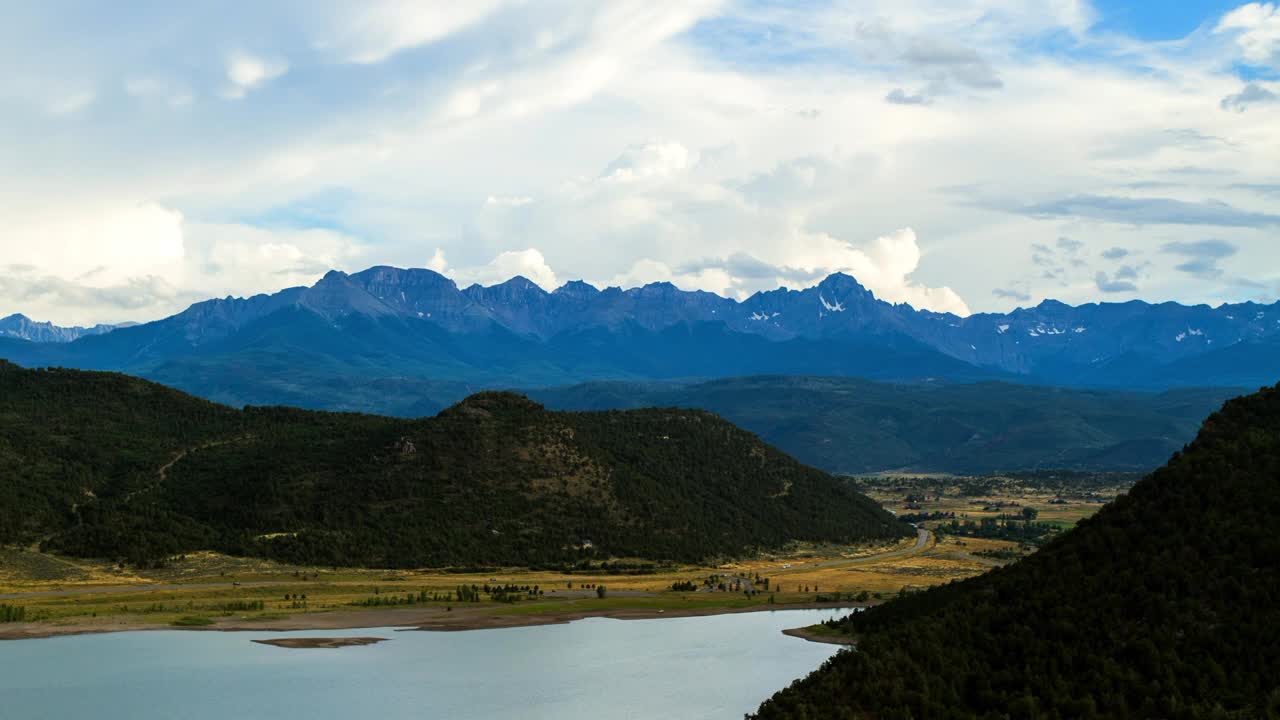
[992,287,1030,301]
[1094,271,1137,293]
[1114,264,1144,280]
[1216,2,1280,68]
[1021,195,1280,227]
[1162,239,1239,279]
[456,248,559,290]
[1163,239,1238,258]
[1030,243,1054,264]
[1221,82,1279,111]
[0,271,193,317]
[610,258,737,296]
[224,52,288,99]
[485,195,533,207]
[426,248,448,273]
[1231,183,1280,195]
[1056,237,1084,254]
[677,252,822,284]
[901,38,1003,90]
[800,228,970,315]
[1101,247,1130,260]
[885,88,929,105]
[3,0,1280,324]
[47,90,95,116]
[601,141,696,181]
[313,1,507,64]
[614,229,969,315]
[0,200,366,325]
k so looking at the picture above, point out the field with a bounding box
[0,473,1129,639]
[853,471,1136,553]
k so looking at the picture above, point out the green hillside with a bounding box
[753,383,1280,719]
[0,361,908,568]
[528,376,1240,474]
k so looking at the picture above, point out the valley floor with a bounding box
[0,483,1116,642]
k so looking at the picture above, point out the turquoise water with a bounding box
[1,609,848,719]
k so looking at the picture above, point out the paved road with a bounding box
[780,528,931,572]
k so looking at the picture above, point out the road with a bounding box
[782,527,931,572]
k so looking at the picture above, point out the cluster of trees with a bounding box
[351,583,546,607]
[669,573,778,596]
[813,590,871,603]
[0,604,26,623]
[537,560,669,575]
[212,600,264,612]
[485,584,542,603]
[934,515,1056,544]
[753,384,1280,718]
[0,365,908,568]
[353,593,429,608]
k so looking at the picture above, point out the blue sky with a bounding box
[1093,0,1240,38]
[0,1,1278,325]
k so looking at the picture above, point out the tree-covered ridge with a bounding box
[0,362,908,567]
[529,376,1238,474]
[753,384,1280,719]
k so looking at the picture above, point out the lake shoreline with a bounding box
[781,626,855,646]
[0,600,870,642]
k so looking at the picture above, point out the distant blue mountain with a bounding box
[0,265,1276,413]
[0,314,128,343]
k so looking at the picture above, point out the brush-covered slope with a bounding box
[0,361,907,567]
[753,384,1280,719]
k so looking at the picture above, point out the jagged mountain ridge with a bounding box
[0,314,127,343]
[2,265,1278,391]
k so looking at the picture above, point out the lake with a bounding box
[1,609,849,719]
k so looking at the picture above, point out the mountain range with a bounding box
[1,266,1277,414]
[0,314,127,344]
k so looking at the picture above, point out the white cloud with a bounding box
[125,77,194,107]
[453,248,560,291]
[3,202,185,282]
[602,141,697,181]
[1,0,1279,326]
[604,228,969,315]
[312,1,506,64]
[1216,3,1280,67]
[47,90,95,116]
[426,248,449,273]
[610,258,737,296]
[821,228,970,315]
[224,52,288,99]
[485,195,533,207]
[0,200,364,325]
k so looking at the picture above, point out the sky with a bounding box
[1,1,1278,326]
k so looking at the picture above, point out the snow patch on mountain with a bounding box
[819,295,845,313]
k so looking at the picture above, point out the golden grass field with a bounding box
[0,479,1122,637]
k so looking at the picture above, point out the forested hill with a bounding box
[754,383,1280,719]
[527,377,1238,474]
[0,361,908,567]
